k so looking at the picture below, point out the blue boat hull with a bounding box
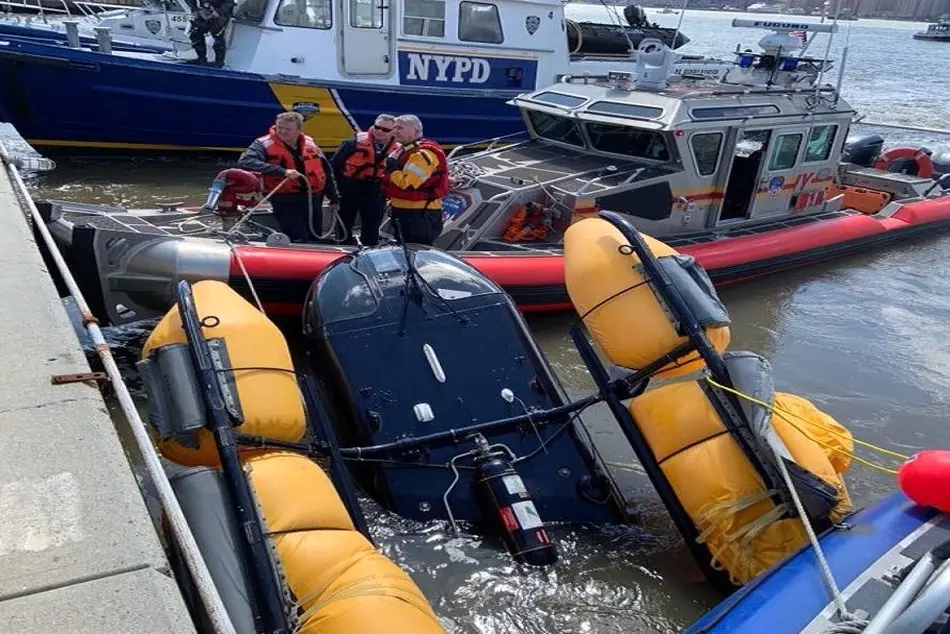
[0,37,528,154]
[0,24,171,53]
[686,491,940,633]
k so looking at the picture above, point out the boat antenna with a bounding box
[671,0,690,54]
[813,0,842,103]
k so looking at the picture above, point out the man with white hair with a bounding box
[382,114,449,246]
[330,113,399,247]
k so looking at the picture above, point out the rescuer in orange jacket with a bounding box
[238,111,340,243]
[383,114,450,246]
[330,114,399,247]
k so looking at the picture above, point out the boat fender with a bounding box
[141,280,307,467]
[471,434,558,566]
[563,217,730,378]
[898,450,950,512]
[873,147,936,179]
[136,339,242,448]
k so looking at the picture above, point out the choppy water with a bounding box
[4,7,950,632]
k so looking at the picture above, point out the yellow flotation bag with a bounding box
[139,280,306,467]
[142,281,446,633]
[564,217,854,586]
[245,451,446,633]
[563,216,730,378]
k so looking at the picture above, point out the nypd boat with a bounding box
[0,0,731,155]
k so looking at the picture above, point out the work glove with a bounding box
[385,157,399,173]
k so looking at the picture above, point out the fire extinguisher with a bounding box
[471,434,558,567]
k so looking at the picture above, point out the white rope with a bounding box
[771,444,870,632]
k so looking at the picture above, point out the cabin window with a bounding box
[804,124,838,163]
[769,133,802,171]
[585,123,669,161]
[530,92,587,109]
[586,101,664,120]
[458,1,503,43]
[350,0,383,27]
[526,111,584,147]
[690,132,723,177]
[404,0,445,37]
[233,0,268,23]
[690,104,780,121]
[274,0,332,29]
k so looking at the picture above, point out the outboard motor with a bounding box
[932,150,950,184]
[302,245,624,562]
[623,4,647,26]
[842,133,884,167]
[202,168,264,230]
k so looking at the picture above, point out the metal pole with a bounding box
[851,119,950,137]
[0,141,238,634]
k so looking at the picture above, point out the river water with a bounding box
[3,7,950,633]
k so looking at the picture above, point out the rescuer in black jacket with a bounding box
[186,0,234,67]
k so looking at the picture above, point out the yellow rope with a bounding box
[703,376,907,476]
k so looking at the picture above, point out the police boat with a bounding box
[0,0,731,155]
[36,20,950,327]
[0,0,191,53]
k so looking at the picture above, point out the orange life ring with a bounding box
[873,146,935,179]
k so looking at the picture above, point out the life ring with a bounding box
[873,146,935,179]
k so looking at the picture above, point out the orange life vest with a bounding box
[383,138,450,205]
[340,132,398,182]
[257,126,327,194]
[503,203,551,242]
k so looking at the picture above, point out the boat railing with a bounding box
[0,0,184,23]
[851,116,950,137]
[861,540,950,634]
[445,131,529,161]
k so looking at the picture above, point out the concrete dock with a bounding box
[0,160,196,630]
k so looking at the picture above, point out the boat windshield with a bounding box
[525,110,586,148]
[584,122,670,161]
[234,0,269,23]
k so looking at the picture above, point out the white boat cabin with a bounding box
[434,20,921,249]
[190,0,726,90]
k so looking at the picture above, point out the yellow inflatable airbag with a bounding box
[630,381,853,585]
[563,217,730,377]
[142,280,306,467]
[245,452,445,634]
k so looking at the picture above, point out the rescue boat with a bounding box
[37,19,950,327]
[137,278,448,633]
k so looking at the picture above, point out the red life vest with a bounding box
[340,131,399,181]
[383,138,449,205]
[256,126,327,194]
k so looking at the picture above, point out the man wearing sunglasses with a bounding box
[330,114,400,247]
